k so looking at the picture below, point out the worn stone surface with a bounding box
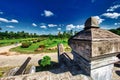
[91,28,120,40]
[68,17,120,80]
[69,40,91,61]
[91,56,119,80]
[0,68,92,80]
[92,41,120,57]
[58,44,65,55]
[29,66,36,74]
[85,17,99,29]
[91,56,119,69]
[91,64,113,80]
[71,51,90,75]
[0,65,120,80]
[69,17,120,58]
[58,43,65,64]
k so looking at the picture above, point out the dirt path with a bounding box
[0,53,58,67]
[0,44,21,53]
[0,44,58,67]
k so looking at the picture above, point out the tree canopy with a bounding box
[0,31,40,40]
[109,27,120,35]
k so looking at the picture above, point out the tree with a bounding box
[0,30,40,39]
[117,27,120,30]
[9,31,14,39]
[63,31,67,38]
[34,33,37,37]
[70,30,73,36]
[49,34,53,40]
[109,29,117,34]
[58,31,63,39]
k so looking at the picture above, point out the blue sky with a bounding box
[0,0,120,35]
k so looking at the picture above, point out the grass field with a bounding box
[10,37,71,54]
[0,38,39,47]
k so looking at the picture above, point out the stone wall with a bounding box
[0,68,92,80]
[69,40,91,61]
[72,51,90,75]
[92,40,120,57]
[91,64,113,80]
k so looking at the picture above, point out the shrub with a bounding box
[33,40,37,43]
[53,40,57,43]
[39,45,45,48]
[11,42,14,44]
[37,39,41,42]
[21,42,31,48]
[38,56,51,67]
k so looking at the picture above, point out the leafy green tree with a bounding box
[9,31,14,39]
[58,31,63,39]
[63,31,67,38]
[117,27,120,30]
[33,33,37,37]
[49,34,53,40]
[109,29,117,34]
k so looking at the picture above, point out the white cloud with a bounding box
[0,18,18,23]
[66,24,84,31]
[40,25,47,29]
[102,12,120,19]
[76,25,84,29]
[41,10,54,17]
[57,28,61,31]
[6,25,14,28]
[0,12,3,14]
[0,18,8,23]
[48,24,57,27]
[66,24,76,31]
[114,22,120,25]
[114,23,118,25]
[10,19,18,23]
[32,23,37,27]
[93,16,104,24]
[107,5,120,12]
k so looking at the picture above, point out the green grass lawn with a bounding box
[0,38,39,47]
[10,38,70,54]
